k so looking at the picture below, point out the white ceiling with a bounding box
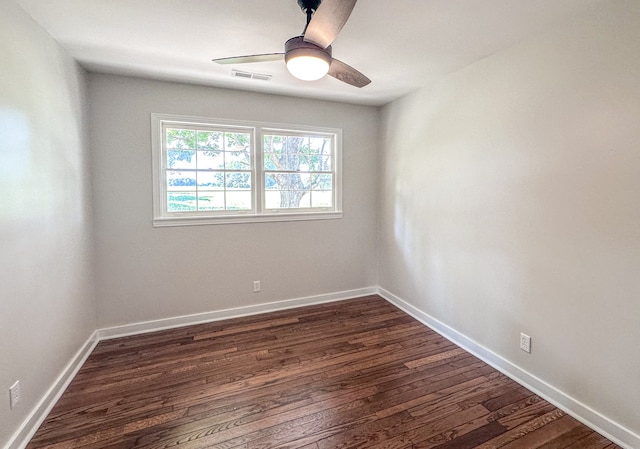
[16,0,604,106]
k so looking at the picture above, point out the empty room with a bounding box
[1,0,639,448]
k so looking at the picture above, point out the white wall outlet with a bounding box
[253,280,261,292]
[520,333,532,353]
[9,381,21,409]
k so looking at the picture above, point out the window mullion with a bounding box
[255,127,264,214]
[222,132,227,212]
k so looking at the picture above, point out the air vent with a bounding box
[231,70,272,82]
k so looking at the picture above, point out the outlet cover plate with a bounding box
[9,381,20,409]
[520,333,531,353]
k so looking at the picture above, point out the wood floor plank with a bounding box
[430,421,507,449]
[498,414,582,449]
[536,424,601,449]
[564,431,622,449]
[26,296,618,449]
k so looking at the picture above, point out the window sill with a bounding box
[152,211,343,227]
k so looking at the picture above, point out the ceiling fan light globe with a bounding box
[284,36,332,82]
[286,55,330,81]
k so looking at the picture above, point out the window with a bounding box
[152,114,342,226]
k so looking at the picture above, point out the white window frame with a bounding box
[151,113,343,227]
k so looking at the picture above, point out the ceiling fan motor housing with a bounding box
[284,36,332,65]
[297,0,322,13]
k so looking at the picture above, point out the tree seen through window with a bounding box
[264,134,333,209]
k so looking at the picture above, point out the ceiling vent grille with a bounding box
[231,70,272,82]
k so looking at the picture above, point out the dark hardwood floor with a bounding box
[27,295,620,449]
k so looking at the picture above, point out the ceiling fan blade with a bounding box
[328,58,370,88]
[213,53,284,65]
[303,0,357,49]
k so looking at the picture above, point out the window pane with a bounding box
[263,135,282,153]
[197,150,224,169]
[266,190,310,209]
[167,150,196,169]
[308,136,331,154]
[266,153,282,170]
[226,191,252,210]
[197,171,224,189]
[265,191,280,209]
[264,153,277,170]
[265,174,278,190]
[299,192,311,208]
[226,172,251,190]
[286,154,305,171]
[286,136,305,153]
[225,132,251,151]
[297,154,311,171]
[167,171,196,190]
[312,174,333,190]
[264,135,285,154]
[197,131,222,150]
[264,152,288,170]
[198,192,225,211]
[267,172,306,190]
[275,191,308,209]
[306,154,320,171]
[166,129,195,149]
[319,155,332,171]
[298,172,312,187]
[168,192,197,211]
[311,191,333,208]
[308,154,332,172]
[225,151,251,170]
[266,191,312,209]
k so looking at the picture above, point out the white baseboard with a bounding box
[376,286,640,449]
[97,287,378,340]
[4,332,99,449]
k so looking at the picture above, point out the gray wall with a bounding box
[378,0,639,437]
[4,0,639,445]
[88,74,379,328]
[0,1,96,447]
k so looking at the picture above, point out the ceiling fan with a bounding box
[213,0,371,88]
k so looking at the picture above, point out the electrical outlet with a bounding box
[9,381,21,409]
[520,333,531,353]
[253,280,261,292]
